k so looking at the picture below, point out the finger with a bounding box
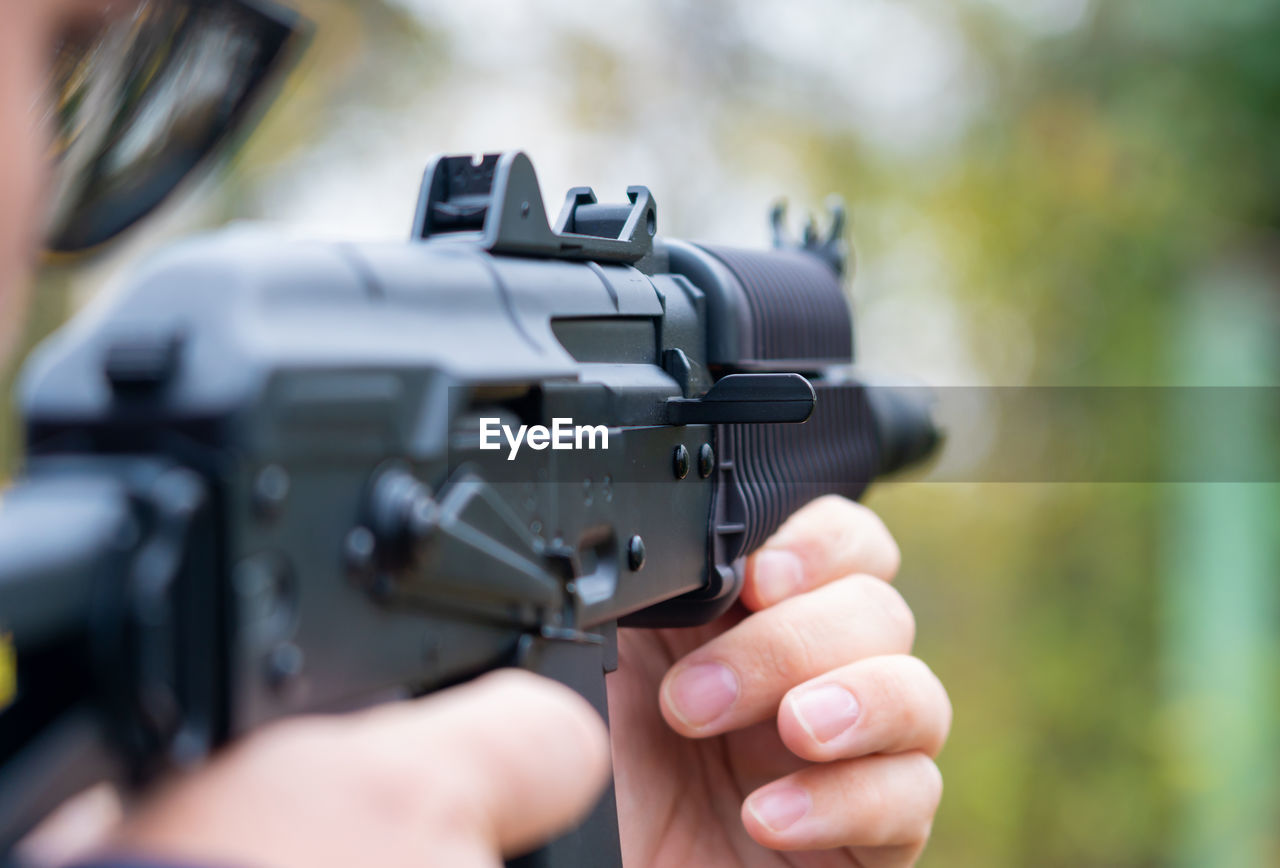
[778,655,951,762]
[722,722,811,793]
[116,670,610,868]
[351,669,611,856]
[741,752,942,852]
[848,841,930,868]
[16,784,122,868]
[742,495,900,610]
[661,575,915,736]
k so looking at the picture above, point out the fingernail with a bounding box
[754,549,804,605]
[665,663,739,727]
[747,784,811,832]
[790,683,861,743]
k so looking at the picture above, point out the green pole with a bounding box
[1163,262,1280,866]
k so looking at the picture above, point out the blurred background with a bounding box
[5,0,1280,864]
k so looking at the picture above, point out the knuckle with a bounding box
[335,727,442,823]
[823,498,874,542]
[915,661,954,750]
[840,507,901,579]
[860,753,941,845]
[838,498,889,537]
[781,495,859,543]
[870,580,916,647]
[904,658,951,740]
[841,497,887,530]
[779,497,903,580]
[237,716,338,773]
[894,655,942,704]
[876,526,903,577]
[358,736,486,833]
[915,754,945,828]
[222,716,369,807]
[844,574,915,647]
[878,657,952,754]
[357,751,428,822]
[851,502,899,561]
[894,653,934,684]
[850,766,894,842]
[811,493,860,516]
[755,614,823,685]
[879,657,928,737]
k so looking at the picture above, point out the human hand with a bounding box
[103,671,609,868]
[611,496,951,867]
[64,497,943,868]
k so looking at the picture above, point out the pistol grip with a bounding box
[506,626,622,868]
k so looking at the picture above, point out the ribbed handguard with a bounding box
[628,243,900,627]
[718,380,880,560]
[698,245,854,366]
[694,244,878,560]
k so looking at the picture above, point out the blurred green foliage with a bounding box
[855,3,1280,865]
[5,1,1280,865]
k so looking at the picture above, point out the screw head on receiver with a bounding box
[345,526,376,580]
[673,444,690,479]
[698,443,715,478]
[266,642,304,691]
[252,464,290,521]
[627,535,646,571]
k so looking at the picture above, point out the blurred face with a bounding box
[0,0,129,363]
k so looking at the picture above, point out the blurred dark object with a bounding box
[44,0,306,252]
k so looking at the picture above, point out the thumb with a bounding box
[113,670,611,868]
[365,668,613,857]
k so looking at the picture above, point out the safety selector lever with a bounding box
[666,373,816,425]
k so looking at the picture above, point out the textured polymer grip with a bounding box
[624,379,884,629]
[717,379,880,561]
[689,245,878,560]
[628,244,902,629]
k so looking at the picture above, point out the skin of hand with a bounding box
[612,496,951,868]
[107,672,611,868]
[102,497,945,868]
[4,5,950,867]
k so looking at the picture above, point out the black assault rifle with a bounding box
[0,152,937,866]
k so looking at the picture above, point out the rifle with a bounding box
[0,151,937,866]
